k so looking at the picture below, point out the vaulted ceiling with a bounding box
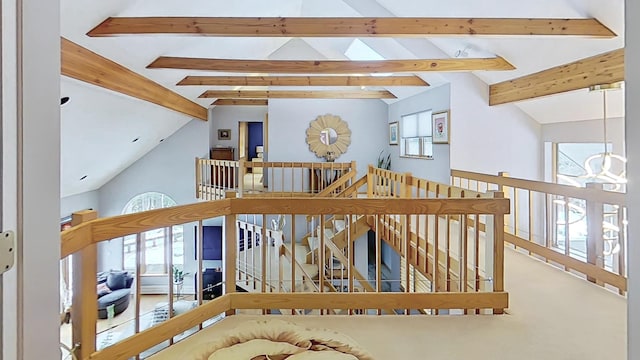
[59,0,625,197]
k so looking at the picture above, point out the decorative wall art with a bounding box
[432,111,450,144]
[218,129,231,140]
[306,114,351,161]
[389,121,399,145]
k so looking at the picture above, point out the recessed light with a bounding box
[79,175,88,180]
[132,137,140,143]
[60,96,70,106]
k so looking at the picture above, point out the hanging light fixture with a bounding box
[582,82,627,185]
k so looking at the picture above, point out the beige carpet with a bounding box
[149,247,626,360]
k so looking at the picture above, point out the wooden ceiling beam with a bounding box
[178,75,428,86]
[489,48,624,105]
[212,99,268,106]
[200,90,396,99]
[149,57,515,73]
[61,37,207,120]
[88,17,616,38]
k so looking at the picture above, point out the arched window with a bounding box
[122,192,184,275]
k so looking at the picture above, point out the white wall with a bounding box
[1,0,61,358]
[210,105,267,158]
[98,119,209,286]
[449,73,543,181]
[542,117,625,154]
[2,1,19,357]
[388,84,451,183]
[626,1,639,358]
[60,190,99,218]
[268,99,388,177]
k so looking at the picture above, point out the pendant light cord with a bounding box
[603,89,609,155]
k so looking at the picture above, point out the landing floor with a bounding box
[149,247,626,359]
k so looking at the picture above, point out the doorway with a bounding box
[238,121,264,161]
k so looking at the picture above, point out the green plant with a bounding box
[172,265,190,284]
[377,150,391,170]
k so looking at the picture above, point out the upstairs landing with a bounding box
[150,247,625,359]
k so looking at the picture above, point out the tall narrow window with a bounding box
[122,192,183,275]
[400,110,433,158]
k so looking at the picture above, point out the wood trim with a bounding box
[70,210,98,359]
[505,233,626,291]
[61,37,208,121]
[89,295,231,360]
[337,175,369,198]
[61,200,232,256]
[228,198,510,216]
[451,169,626,205]
[62,198,509,257]
[229,292,508,310]
[179,75,428,86]
[88,17,615,38]
[148,57,516,73]
[212,99,268,106]
[489,48,624,105]
[201,90,396,99]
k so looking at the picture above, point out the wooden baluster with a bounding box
[71,210,98,360]
[225,192,237,315]
[586,183,604,284]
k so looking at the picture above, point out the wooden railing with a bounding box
[195,159,357,200]
[366,166,504,314]
[451,169,627,294]
[60,194,509,360]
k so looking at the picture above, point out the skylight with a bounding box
[344,39,391,77]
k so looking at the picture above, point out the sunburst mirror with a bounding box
[306,114,351,161]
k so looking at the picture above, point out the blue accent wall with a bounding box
[248,122,263,159]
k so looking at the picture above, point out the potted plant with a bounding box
[377,150,391,170]
[172,265,189,285]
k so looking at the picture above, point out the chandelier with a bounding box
[583,82,626,185]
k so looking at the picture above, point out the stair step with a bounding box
[332,219,346,232]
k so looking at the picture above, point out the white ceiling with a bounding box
[59,0,625,197]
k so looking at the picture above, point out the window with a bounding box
[122,192,184,275]
[400,110,433,158]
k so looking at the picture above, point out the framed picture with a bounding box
[389,121,399,145]
[432,111,450,144]
[218,129,231,140]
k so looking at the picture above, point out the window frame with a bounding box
[400,109,434,159]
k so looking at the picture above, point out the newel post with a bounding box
[586,182,604,283]
[71,209,98,359]
[224,192,237,315]
[490,191,506,314]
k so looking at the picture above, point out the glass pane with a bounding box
[417,111,432,136]
[144,229,166,274]
[405,138,420,156]
[421,137,433,157]
[123,235,137,273]
[402,114,418,137]
[172,225,184,265]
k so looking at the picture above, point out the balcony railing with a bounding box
[451,169,627,294]
[195,158,357,200]
[60,184,509,359]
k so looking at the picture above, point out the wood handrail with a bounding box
[89,295,231,360]
[313,170,356,197]
[62,198,509,258]
[451,169,626,205]
[337,174,368,198]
